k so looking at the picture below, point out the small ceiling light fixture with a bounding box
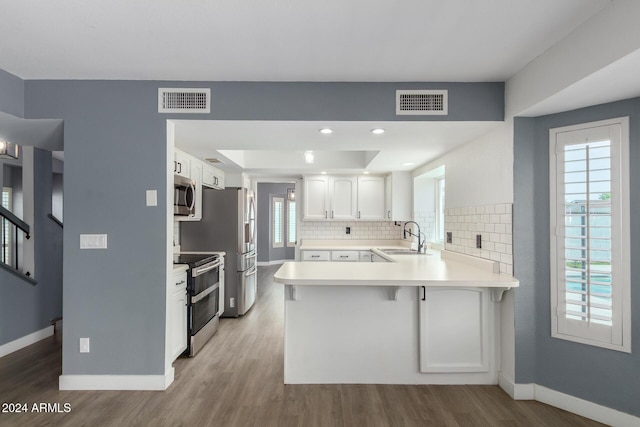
[319,128,333,135]
[402,162,414,167]
[0,140,19,159]
[320,171,327,175]
[287,188,295,201]
[371,128,385,135]
[304,150,315,164]
[363,171,370,175]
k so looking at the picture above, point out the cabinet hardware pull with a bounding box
[177,162,182,174]
[174,161,177,173]
[388,210,391,219]
[331,211,334,219]
[358,211,361,219]
[421,286,426,301]
[325,211,328,219]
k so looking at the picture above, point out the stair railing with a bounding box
[0,204,30,275]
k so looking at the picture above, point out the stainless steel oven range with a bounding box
[173,253,224,357]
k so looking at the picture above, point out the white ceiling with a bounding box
[6,0,638,174]
[173,120,501,175]
[0,0,608,82]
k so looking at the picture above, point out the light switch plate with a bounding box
[79,337,90,353]
[80,234,107,249]
[146,189,157,206]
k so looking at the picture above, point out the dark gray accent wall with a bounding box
[0,69,24,117]
[19,78,503,377]
[257,183,295,263]
[0,149,62,346]
[513,98,640,416]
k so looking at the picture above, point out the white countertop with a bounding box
[275,240,519,288]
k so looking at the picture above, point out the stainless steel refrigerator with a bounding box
[180,187,257,317]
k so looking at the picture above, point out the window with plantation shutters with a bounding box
[273,197,284,248]
[287,200,296,247]
[549,117,630,353]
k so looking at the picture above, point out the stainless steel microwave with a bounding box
[174,175,196,216]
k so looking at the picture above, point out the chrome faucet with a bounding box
[403,221,425,253]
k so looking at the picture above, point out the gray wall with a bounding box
[0,149,62,346]
[513,98,640,416]
[257,183,295,263]
[0,69,24,118]
[17,78,503,377]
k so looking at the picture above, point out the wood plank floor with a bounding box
[0,265,606,427]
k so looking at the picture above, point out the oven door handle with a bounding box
[191,283,220,304]
[193,260,223,277]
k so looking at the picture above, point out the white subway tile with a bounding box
[495,204,506,214]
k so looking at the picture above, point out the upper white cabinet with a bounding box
[303,176,330,220]
[303,174,401,221]
[329,176,357,220]
[357,176,385,220]
[202,163,225,190]
[385,171,412,221]
[174,149,191,179]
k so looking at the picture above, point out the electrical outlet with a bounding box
[230,298,235,308]
[79,337,90,353]
[346,227,351,234]
[476,234,482,249]
[446,232,452,243]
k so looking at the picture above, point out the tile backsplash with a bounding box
[299,221,404,241]
[444,203,513,274]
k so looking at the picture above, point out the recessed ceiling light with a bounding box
[319,128,333,134]
[321,171,327,175]
[402,162,414,167]
[371,128,385,135]
[363,171,370,175]
[304,151,314,164]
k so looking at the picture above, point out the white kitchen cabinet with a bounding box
[174,149,191,179]
[303,176,330,220]
[359,251,373,262]
[301,250,330,261]
[202,163,225,190]
[329,176,357,220]
[169,269,188,362]
[331,250,359,262]
[418,287,491,373]
[357,176,385,220]
[385,172,412,221]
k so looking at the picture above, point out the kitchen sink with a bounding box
[379,248,425,255]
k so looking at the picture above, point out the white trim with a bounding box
[498,376,639,427]
[59,368,175,391]
[0,325,54,358]
[535,384,638,427]
[257,259,289,266]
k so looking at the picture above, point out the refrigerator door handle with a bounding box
[245,266,257,277]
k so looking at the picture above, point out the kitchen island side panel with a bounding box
[284,284,499,385]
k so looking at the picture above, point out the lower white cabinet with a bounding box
[302,250,330,261]
[331,250,359,261]
[418,287,490,373]
[169,270,188,362]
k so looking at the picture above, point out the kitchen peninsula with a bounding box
[274,240,519,385]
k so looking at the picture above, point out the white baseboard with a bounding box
[59,368,175,391]
[0,325,54,358]
[257,259,290,266]
[498,375,639,426]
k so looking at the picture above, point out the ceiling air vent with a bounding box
[158,88,210,114]
[396,90,448,115]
